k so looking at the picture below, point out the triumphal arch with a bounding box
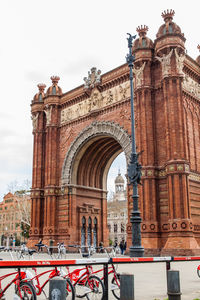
[30,10,200,255]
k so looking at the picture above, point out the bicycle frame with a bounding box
[28,267,59,295]
[66,265,93,287]
[0,268,27,298]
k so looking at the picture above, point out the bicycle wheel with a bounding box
[75,277,87,298]
[16,282,37,300]
[197,266,200,278]
[16,250,22,260]
[66,278,75,300]
[85,275,105,300]
[111,274,120,299]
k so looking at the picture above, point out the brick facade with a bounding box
[30,10,200,255]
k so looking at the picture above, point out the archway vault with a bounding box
[62,121,131,190]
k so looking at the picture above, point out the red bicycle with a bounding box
[67,245,105,299]
[26,266,75,299]
[197,264,200,277]
[0,267,36,299]
[0,246,36,299]
[90,247,120,299]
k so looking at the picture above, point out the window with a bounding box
[108,224,111,233]
[121,212,124,217]
[121,223,125,233]
[114,224,118,233]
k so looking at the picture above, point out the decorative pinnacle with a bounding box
[161,9,175,22]
[136,25,149,37]
[50,76,60,85]
[198,45,200,52]
[37,83,46,92]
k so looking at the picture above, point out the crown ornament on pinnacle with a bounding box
[136,25,149,37]
[50,76,60,85]
[37,83,46,92]
[161,9,175,22]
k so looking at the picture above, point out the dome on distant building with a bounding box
[156,9,184,39]
[115,170,124,184]
[46,76,62,96]
[196,45,200,65]
[33,83,46,102]
[132,25,153,51]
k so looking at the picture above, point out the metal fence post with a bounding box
[49,276,66,300]
[167,270,181,300]
[120,274,134,300]
[103,263,109,300]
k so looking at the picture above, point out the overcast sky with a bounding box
[0,0,199,199]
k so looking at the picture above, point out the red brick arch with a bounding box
[61,121,131,189]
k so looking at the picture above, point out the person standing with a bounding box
[120,240,125,255]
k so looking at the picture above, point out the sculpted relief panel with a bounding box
[182,75,200,99]
[61,81,130,124]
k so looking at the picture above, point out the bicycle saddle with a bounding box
[35,243,45,247]
[28,249,36,255]
[82,253,90,258]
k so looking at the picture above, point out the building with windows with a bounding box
[107,171,127,245]
[30,10,200,255]
[0,192,31,246]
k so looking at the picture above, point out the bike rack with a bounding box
[0,256,200,299]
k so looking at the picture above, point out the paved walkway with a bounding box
[0,251,200,299]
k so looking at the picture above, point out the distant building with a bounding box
[0,192,31,246]
[107,170,127,244]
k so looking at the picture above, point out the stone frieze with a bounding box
[182,74,200,99]
[60,81,130,124]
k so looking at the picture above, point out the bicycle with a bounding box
[56,242,67,259]
[197,264,200,277]
[82,246,120,299]
[0,247,36,299]
[35,243,54,259]
[67,245,105,299]
[33,244,75,299]
[25,266,75,299]
[16,244,36,260]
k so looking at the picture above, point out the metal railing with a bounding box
[0,255,199,299]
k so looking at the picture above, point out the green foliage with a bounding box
[20,222,30,239]
[109,239,113,246]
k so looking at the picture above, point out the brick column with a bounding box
[29,108,45,244]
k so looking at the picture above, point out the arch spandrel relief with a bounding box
[182,74,200,99]
[60,81,130,125]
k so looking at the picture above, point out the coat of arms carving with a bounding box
[83,67,101,89]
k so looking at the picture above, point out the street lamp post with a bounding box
[126,33,144,257]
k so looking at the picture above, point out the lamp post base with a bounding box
[129,245,144,257]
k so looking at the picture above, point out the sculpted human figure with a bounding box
[83,76,90,89]
[31,113,39,131]
[155,49,173,77]
[44,105,52,126]
[133,62,146,88]
[174,48,185,75]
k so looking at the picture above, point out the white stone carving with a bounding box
[155,49,173,78]
[133,62,146,88]
[83,67,101,89]
[31,113,39,131]
[175,48,185,75]
[182,75,200,98]
[60,82,130,125]
[44,105,52,126]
